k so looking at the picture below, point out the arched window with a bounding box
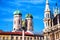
[46,22,48,27]
[37,37,39,40]
[34,37,36,40]
[47,14,49,18]
[3,37,5,40]
[27,37,29,40]
[20,37,22,40]
[30,37,32,40]
[46,14,49,18]
[18,20,20,24]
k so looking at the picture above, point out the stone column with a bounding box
[32,37,34,40]
[54,33,56,40]
[36,36,37,40]
[18,36,20,40]
[25,37,27,40]
[14,36,16,40]
[5,37,7,40]
[40,37,41,40]
[1,37,3,40]
[44,35,46,40]
[9,36,11,40]
[22,30,24,40]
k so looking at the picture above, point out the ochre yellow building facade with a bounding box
[0,31,43,40]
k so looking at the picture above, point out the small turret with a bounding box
[54,3,59,17]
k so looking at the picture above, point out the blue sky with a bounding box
[0,0,60,32]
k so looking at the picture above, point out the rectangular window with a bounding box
[11,37,14,40]
[6,37,8,40]
[37,37,39,40]
[20,37,22,40]
[27,37,29,40]
[34,37,36,40]
[30,37,32,40]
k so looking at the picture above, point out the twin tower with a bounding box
[12,10,33,32]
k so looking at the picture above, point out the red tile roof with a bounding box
[0,31,43,36]
[0,31,33,36]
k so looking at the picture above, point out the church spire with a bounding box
[44,0,51,30]
[54,2,59,17]
[45,0,50,11]
[44,0,50,18]
[46,0,48,3]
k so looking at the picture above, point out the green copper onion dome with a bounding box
[25,14,33,18]
[14,10,22,15]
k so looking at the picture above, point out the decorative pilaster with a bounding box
[22,30,24,40]
[59,32,60,39]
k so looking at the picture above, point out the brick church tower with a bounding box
[12,10,22,32]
